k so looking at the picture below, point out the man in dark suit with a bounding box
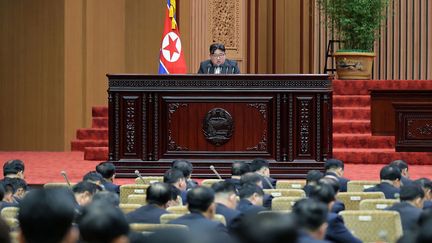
[390,160,413,186]
[197,43,240,74]
[237,183,266,215]
[240,172,273,209]
[172,159,198,190]
[364,165,401,199]
[324,159,350,192]
[211,181,243,233]
[96,161,120,194]
[320,176,345,214]
[303,170,324,197]
[225,161,250,191]
[310,183,361,243]
[163,169,188,204]
[126,182,172,224]
[415,179,432,209]
[250,158,277,189]
[387,184,425,233]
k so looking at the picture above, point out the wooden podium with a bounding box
[107,74,332,178]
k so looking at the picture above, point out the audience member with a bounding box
[364,165,401,199]
[18,188,78,243]
[320,176,345,214]
[211,181,242,232]
[414,178,432,209]
[390,160,413,186]
[126,182,172,224]
[250,158,276,189]
[240,172,272,208]
[1,177,27,203]
[163,169,187,203]
[92,191,120,207]
[309,183,361,243]
[303,170,324,196]
[225,161,250,191]
[237,183,266,215]
[172,159,198,189]
[387,184,425,233]
[72,181,99,208]
[2,159,25,180]
[77,201,129,243]
[292,198,329,243]
[324,159,350,192]
[96,161,120,194]
[83,171,104,188]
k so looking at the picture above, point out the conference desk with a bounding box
[107,74,332,178]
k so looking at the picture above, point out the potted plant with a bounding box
[318,0,389,79]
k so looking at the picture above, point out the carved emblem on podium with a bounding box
[203,108,234,146]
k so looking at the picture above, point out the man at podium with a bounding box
[197,43,240,74]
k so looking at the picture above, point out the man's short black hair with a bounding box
[324,158,344,171]
[92,191,120,207]
[146,182,172,206]
[380,165,402,181]
[250,158,270,172]
[399,184,424,201]
[306,170,324,184]
[1,177,27,193]
[293,198,328,232]
[163,169,185,184]
[78,201,129,243]
[95,162,116,179]
[390,160,409,171]
[232,161,250,176]
[209,43,225,54]
[3,159,25,176]
[18,188,76,243]
[320,176,340,193]
[211,181,237,195]
[240,172,262,185]
[172,160,193,178]
[72,181,99,195]
[309,182,336,204]
[186,186,215,213]
[238,183,264,199]
[83,171,104,184]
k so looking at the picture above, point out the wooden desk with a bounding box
[107,74,332,178]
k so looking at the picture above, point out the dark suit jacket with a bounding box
[325,172,350,192]
[126,204,169,224]
[225,178,241,192]
[261,176,277,189]
[400,176,413,186]
[387,202,422,233]
[298,231,331,243]
[169,212,228,233]
[364,182,400,199]
[325,213,362,243]
[303,184,314,197]
[187,179,199,190]
[102,180,120,194]
[424,200,432,209]
[331,200,345,214]
[237,199,266,216]
[197,59,240,74]
[216,203,242,232]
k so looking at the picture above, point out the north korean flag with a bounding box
[158,0,187,74]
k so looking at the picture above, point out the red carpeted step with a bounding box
[333,95,370,107]
[84,146,108,160]
[333,120,370,134]
[92,106,108,118]
[333,134,394,148]
[77,128,108,140]
[333,80,432,95]
[71,139,109,151]
[333,107,370,120]
[333,148,432,165]
[92,117,108,128]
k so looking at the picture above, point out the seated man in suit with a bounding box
[240,172,272,209]
[309,183,361,243]
[292,198,330,243]
[163,168,188,204]
[386,184,425,233]
[72,181,100,209]
[320,176,345,214]
[172,159,198,190]
[390,160,413,186]
[250,158,277,189]
[1,159,25,181]
[83,171,104,189]
[324,159,350,192]
[197,43,240,74]
[126,182,173,224]
[96,161,120,194]
[303,170,324,197]
[237,183,266,215]
[225,161,250,191]
[364,165,401,199]
[211,181,243,233]
[415,178,432,209]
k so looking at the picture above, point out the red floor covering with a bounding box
[0,151,431,185]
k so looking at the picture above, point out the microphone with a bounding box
[209,165,222,179]
[262,175,275,189]
[206,63,212,74]
[60,171,71,188]
[134,170,146,184]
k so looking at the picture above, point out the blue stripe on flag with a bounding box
[158,61,169,74]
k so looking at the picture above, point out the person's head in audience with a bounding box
[163,169,187,191]
[1,178,27,203]
[231,161,250,179]
[145,182,173,209]
[1,181,15,203]
[380,165,402,188]
[308,182,336,210]
[306,170,324,186]
[83,171,104,186]
[167,185,182,207]
[186,186,216,219]
[238,183,264,207]
[415,178,432,201]
[240,172,263,188]
[324,159,345,177]
[96,161,116,182]
[390,159,409,178]
[77,201,129,243]
[92,191,120,207]
[320,176,341,194]
[211,181,238,209]
[292,198,328,241]
[18,188,78,243]
[250,158,270,177]
[3,159,25,179]
[400,184,425,208]
[72,181,99,206]
[172,160,193,180]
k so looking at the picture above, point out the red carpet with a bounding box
[0,151,431,185]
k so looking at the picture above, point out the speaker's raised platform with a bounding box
[107,74,332,179]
